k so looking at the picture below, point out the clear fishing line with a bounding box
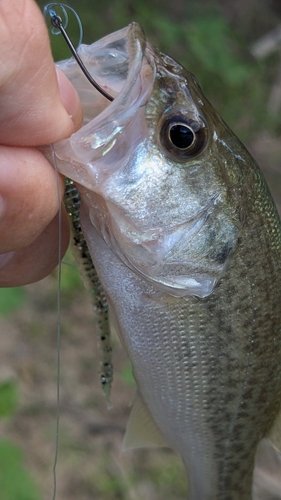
[43,3,84,46]
[42,7,78,498]
[50,144,62,500]
[43,5,115,497]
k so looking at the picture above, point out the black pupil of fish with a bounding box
[169,123,195,150]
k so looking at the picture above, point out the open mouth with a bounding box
[52,23,155,188]
[57,23,147,121]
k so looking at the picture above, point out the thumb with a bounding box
[0,0,83,146]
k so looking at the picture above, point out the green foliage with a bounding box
[91,467,127,498]
[82,448,187,499]
[120,362,136,388]
[0,381,18,418]
[0,381,41,499]
[0,287,26,316]
[184,16,251,85]
[60,250,83,292]
[0,440,42,500]
[148,457,187,497]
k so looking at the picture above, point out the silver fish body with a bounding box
[52,23,281,499]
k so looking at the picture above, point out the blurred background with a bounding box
[1,0,281,498]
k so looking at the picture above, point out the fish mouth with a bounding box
[89,193,239,299]
[53,23,155,187]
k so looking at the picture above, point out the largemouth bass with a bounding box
[49,23,281,499]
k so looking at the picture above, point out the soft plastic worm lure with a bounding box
[64,180,113,402]
[44,4,114,402]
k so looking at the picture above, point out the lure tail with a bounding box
[64,180,113,403]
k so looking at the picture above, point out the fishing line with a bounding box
[43,3,83,46]
[43,6,115,497]
[44,4,114,102]
[61,261,77,268]
[50,144,62,500]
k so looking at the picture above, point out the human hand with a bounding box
[0,0,83,287]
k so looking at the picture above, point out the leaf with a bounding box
[120,362,136,388]
[59,250,83,292]
[185,16,252,86]
[0,380,18,418]
[0,287,26,316]
[0,439,42,500]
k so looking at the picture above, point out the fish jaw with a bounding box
[53,22,155,187]
[79,180,239,299]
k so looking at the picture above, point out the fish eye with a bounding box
[160,115,207,161]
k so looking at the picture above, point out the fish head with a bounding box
[54,23,248,298]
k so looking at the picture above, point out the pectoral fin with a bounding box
[253,438,281,500]
[123,394,169,451]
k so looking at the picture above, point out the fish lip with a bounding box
[53,23,156,185]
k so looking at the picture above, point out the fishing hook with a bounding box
[44,4,114,102]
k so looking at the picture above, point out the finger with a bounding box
[0,207,70,287]
[56,67,84,132]
[0,0,83,146]
[0,145,64,253]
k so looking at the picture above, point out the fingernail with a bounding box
[56,67,83,130]
[0,251,14,269]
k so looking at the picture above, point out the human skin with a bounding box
[0,0,83,287]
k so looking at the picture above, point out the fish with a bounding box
[47,22,281,499]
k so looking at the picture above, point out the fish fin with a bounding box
[253,438,281,500]
[122,394,169,451]
[268,407,281,451]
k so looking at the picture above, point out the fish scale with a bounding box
[50,22,281,499]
